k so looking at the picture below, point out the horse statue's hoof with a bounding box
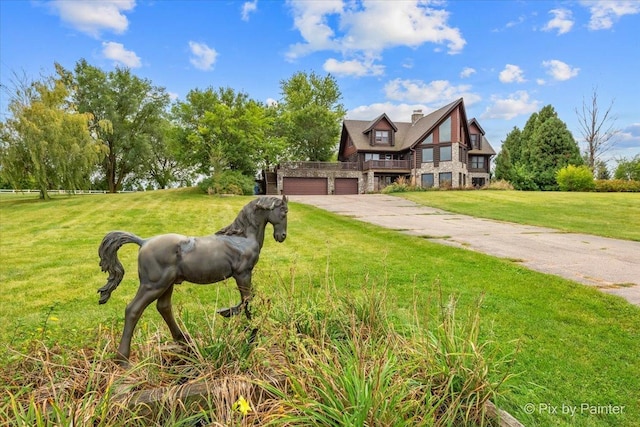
[217,307,235,317]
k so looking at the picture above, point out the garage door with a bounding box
[335,178,358,195]
[282,177,328,195]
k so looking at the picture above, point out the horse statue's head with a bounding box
[256,195,288,242]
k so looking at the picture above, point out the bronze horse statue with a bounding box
[97,195,288,365]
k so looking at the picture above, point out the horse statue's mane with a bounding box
[215,197,281,237]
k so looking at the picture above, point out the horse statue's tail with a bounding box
[97,231,145,305]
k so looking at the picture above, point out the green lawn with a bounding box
[1,189,639,426]
[397,190,640,241]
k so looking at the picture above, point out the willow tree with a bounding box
[0,71,105,199]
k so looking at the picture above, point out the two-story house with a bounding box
[273,98,495,194]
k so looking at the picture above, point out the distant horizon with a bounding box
[2,1,638,166]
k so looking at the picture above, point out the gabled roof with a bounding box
[468,118,485,135]
[362,113,398,133]
[342,98,463,152]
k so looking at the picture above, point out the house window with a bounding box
[375,130,390,144]
[439,172,452,187]
[422,147,433,163]
[365,153,380,161]
[421,173,434,188]
[472,177,486,188]
[471,156,485,169]
[470,134,480,149]
[438,172,453,187]
[422,134,433,144]
[439,117,451,142]
[440,145,452,162]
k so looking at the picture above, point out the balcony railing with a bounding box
[279,161,359,171]
[363,159,410,170]
[278,160,411,172]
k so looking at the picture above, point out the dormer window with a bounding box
[470,134,481,150]
[375,130,390,144]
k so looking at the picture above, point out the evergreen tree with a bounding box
[495,105,583,190]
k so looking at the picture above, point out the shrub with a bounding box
[594,179,640,192]
[486,180,514,190]
[198,170,254,195]
[381,176,424,193]
[556,165,595,192]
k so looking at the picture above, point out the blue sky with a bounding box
[2,0,639,165]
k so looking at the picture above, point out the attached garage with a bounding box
[334,178,358,195]
[282,177,328,195]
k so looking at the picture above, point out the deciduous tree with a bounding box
[63,59,170,192]
[0,71,105,199]
[172,87,276,180]
[278,72,346,161]
[575,87,619,171]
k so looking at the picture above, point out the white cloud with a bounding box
[536,78,546,85]
[492,15,525,32]
[481,91,541,120]
[580,0,640,30]
[101,41,141,68]
[347,102,433,122]
[241,0,258,21]
[286,0,343,59]
[323,57,384,77]
[286,0,465,61]
[499,64,526,83]
[188,41,217,71]
[460,67,476,78]
[542,59,579,81]
[49,0,135,37]
[384,79,481,106]
[542,8,574,35]
[615,123,640,149]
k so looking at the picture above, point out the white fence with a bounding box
[0,189,136,194]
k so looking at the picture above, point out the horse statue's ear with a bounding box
[256,197,276,210]
[282,195,288,204]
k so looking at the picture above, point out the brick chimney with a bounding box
[411,109,423,124]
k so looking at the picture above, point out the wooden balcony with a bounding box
[362,159,411,171]
[279,161,359,171]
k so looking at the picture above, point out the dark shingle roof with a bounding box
[342,98,495,156]
[343,98,462,152]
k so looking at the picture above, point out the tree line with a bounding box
[0,60,345,199]
[494,97,638,191]
[2,61,638,198]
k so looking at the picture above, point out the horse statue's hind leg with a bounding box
[156,284,189,344]
[116,275,175,365]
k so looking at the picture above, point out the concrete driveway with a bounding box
[288,194,640,306]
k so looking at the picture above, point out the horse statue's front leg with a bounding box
[217,272,253,319]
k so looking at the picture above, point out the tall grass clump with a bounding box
[1,274,518,426]
[381,176,425,193]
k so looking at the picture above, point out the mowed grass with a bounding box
[1,189,639,426]
[398,191,640,241]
